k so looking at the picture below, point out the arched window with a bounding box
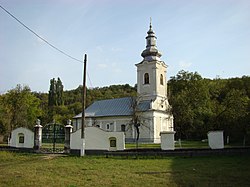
[160,74,164,85]
[121,124,126,132]
[144,73,149,84]
[18,133,24,144]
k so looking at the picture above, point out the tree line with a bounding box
[0,80,137,139]
[0,71,249,144]
[168,70,250,145]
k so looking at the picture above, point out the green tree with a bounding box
[56,78,64,106]
[207,77,250,144]
[168,70,211,139]
[33,92,49,124]
[0,95,7,134]
[213,88,249,143]
[1,85,41,136]
[48,77,64,106]
[48,77,64,122]
[48,78,56,107]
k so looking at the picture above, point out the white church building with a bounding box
[73,23,174,143]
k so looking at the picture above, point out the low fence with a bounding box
[0,146,34,153]
[1,145,250,157]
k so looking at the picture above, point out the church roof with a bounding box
[73,97,151,118]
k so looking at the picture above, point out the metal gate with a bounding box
[42,123,65,153]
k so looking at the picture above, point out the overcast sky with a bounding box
[1,0,250,93]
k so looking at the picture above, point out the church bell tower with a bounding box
[135,21,169,111]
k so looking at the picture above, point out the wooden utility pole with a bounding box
[81,54,87,139]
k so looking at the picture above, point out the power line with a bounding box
[1,4,101,99]
[0,4,82,63]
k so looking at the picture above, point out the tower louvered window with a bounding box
[144,73,149,84]
[160,74,164,85]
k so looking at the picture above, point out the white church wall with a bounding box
[72,118,79,132]
[151,97,169,111]
[73,118,93,132]
[70,127,125,151]
[155,62,168,97]
[137,61,168,100]
[155,115,162,143]
[138,111,154,142]
[72,112,173,144]
[9,127,34,148]
[137,62,156,97]
[138,122,151,141]
[151,111,174,143]
[73,117,131,133]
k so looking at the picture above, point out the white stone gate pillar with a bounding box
[160,131,175,150]
[34,119,42,151]
[207,131,224,149]
[64,119,73,153]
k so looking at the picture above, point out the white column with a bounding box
[137,69,141,94]
[153,67,157,95]
[160,117,162,132]
[88,118,92,126]
[169,116,174,131]
[34,119,42,151]
[132,124,135,139]
[148,119,152,141]
[113,121,117,132]
[153,115,157,142]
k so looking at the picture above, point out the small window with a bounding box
[107,124,110,130]
[121,124,126,132]
[18,133,24,144]
[110,138,117,147]
[144,73,149,84]
[160,74,164,85]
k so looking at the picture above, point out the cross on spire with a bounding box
[150,17,152,29]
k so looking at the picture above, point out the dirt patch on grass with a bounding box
[135,171,173,175]
[41,154,68,160]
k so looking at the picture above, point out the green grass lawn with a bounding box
[1,140,245,149]
[126,140,247,149]
[126,140,209,149]
[0,151,250,187]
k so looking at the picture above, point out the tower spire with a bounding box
[141,20,162,61]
